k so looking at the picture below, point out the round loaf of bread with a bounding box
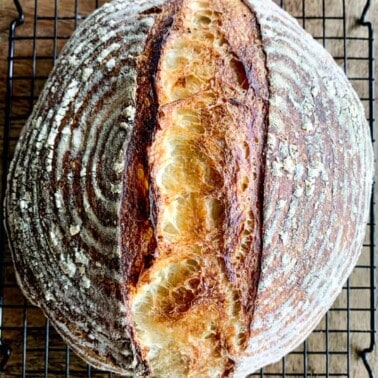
[5,0,374,376]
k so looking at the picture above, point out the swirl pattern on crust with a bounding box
[5,0,168,374]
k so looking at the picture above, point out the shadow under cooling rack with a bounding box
[1,0,376,377]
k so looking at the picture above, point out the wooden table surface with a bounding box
[0,0,377,377]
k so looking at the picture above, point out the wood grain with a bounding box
[0,0,377,377]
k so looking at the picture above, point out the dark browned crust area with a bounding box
[119,3,185,370]
[120,0,182,291]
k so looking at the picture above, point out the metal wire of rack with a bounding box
[0,0,375,377]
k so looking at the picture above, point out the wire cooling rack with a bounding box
[0,0,376,377]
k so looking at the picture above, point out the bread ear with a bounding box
[120,1,268,375]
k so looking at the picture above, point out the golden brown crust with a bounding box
[121,0,269,376]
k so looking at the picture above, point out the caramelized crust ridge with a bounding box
[121,0,269,376]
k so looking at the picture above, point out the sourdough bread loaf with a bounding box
[5,0,374,376]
